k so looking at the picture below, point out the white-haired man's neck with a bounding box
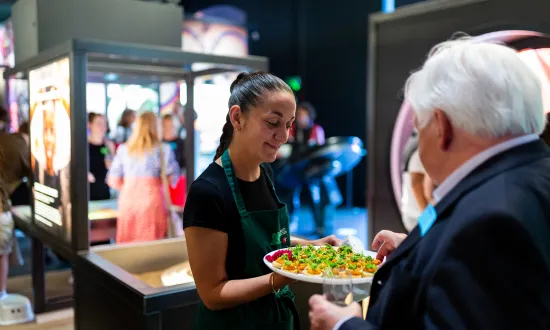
[431,127,527,185]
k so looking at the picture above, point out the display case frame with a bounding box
[4,38,268,316]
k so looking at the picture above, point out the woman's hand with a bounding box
[312,235,341,247]
[88,172,96,183]
[372,230,407,261]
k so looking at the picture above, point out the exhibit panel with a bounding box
[367,0,550,246]
[29,57,73,244]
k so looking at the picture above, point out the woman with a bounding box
[183,72,340,330]
[162,114,187,207]
[112,109,136,145]
[107,112,179,243]
[88,113,115,201]
[162,114,185,169]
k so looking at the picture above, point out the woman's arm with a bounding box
[290,235,341,247]
[186,227,293,311]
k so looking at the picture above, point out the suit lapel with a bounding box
[381,140,550,268]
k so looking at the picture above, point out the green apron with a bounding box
[192,149,300,330]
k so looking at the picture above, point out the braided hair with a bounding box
[213,72,292,160]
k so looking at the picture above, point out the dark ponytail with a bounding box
[213,72,292,160]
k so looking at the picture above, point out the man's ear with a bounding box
[434,109,453,150]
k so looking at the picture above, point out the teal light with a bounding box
[383,0,395,13]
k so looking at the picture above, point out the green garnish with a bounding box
[284,260,292,266]
[281,254,289,260]
[348,264,358,270]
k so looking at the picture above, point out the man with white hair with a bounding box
[309,36,550,329]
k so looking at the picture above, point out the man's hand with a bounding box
[309,294,362,330]
[372,230,407,261]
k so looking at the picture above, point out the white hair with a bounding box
[405,35,545,138]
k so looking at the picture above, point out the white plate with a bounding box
[263,247,380,285]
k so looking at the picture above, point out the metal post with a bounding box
[31,238,46,313]
[70,50,90,251]
[184,76,195,191]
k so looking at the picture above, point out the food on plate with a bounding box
[265,243,381,279]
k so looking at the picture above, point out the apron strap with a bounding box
[260,163,284,205]
[221,149,249,219]
[276,286,301,330]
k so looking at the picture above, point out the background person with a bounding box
[112,109,136,146]
[88,113,115,201]
[162,114,187,208]
[107,112,179,243]
[0,130,31,319]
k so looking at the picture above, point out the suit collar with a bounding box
[382,140,550,268]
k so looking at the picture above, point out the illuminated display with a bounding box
[29,58,72,243]
[8,79,28,132]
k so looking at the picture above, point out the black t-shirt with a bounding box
[182,162,279,279]
[88,143,110,201]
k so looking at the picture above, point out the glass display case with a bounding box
[4,38,268,326]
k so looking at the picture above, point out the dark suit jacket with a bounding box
[342,140,550,330]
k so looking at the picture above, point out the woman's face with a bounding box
[89,115,107,137]
[238,91,296,163]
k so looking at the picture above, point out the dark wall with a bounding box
[367,0,550,244]
[183,0,299,94]
[182,0,381,207]
[300,0,380,207]
[396,0,425,8]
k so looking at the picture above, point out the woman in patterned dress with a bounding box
[107,112,179,243]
